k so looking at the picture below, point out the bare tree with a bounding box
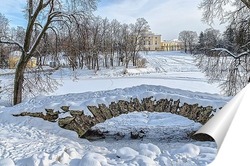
[110,19,121,67]
[0,13,9,38]
[199,0,250,25]
[130,18,150,66]
[0,0,97,105]
[103,18,109,67]
[196,0,250,95]
[0,13,9,68]
[178,30,198,54]
[204,28,221,48]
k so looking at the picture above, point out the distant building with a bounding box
[161,39,183,51]
[9,51,37,69]
[143,31,183,51]
[143,31,162,51]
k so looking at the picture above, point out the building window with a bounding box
[155,42,157,45]
[148,41,151,45]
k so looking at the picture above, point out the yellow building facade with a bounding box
[161,40,183,51]
[143,31,162,51]
[9,51,37,69]
[143,31,183,51]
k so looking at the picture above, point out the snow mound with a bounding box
[116,147,139,160]
[16,153,51,166]
[158,156,173,166]
[15,144,82,166]
[79,152,108,166]
[174,143,200,158]
[139,143,161,159]
[131,155,157,166]
[0,158,15,166]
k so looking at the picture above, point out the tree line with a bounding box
[1,0,249,104]
[197,0,250,96]
[178,0,250,96]
[0,0,150,105]
[1,15,150,71]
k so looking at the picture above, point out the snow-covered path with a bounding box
[143,51,198,73]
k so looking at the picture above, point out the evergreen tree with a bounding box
[198,31,205,49]
[223,26,235,52]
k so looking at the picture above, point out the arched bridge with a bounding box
[13,96,215,138]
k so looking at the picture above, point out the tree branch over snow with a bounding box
[199,0,250,24]
[7,0,98,105]
[211,48,250,59]
[0,40,24,53]
[197,0,250,96]
[241,0,250,9]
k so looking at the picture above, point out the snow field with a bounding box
[0,51,225,165]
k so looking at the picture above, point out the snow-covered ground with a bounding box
[49,51,222,96]
[0,51,230,165]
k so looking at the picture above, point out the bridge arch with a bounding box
[13,96,215,138]
[57,97,215,138]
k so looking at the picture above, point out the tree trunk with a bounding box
[80,55,84,69]
[104,53,108,68]
[96,56,99,70]
[125,55,129,68]
[241,0,250,9]
[13,54,27,105]
[110,50,114,67]
[184,42,187,53]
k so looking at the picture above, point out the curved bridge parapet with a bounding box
[13,96,216,138]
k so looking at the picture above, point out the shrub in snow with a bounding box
[139,143,161,159]
[122,68,128,75]
[116,147,139,160]
[79,152,108,166]
[0,158,15,166]
[137,58,147,68]
[174,143,200,158]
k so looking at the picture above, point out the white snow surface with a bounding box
[0,51,230,165]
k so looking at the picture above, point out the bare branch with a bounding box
[241,0,250,9]
[0,40,24,52]
[211,48,250,59]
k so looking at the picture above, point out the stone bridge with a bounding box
[13,96,215,138]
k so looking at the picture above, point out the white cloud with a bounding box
[0,0,226,39]
[95,0,226,40]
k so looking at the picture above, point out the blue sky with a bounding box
[0,0,226,40]
[0,0,26,27]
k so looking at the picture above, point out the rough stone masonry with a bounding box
[13,96,215,138]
